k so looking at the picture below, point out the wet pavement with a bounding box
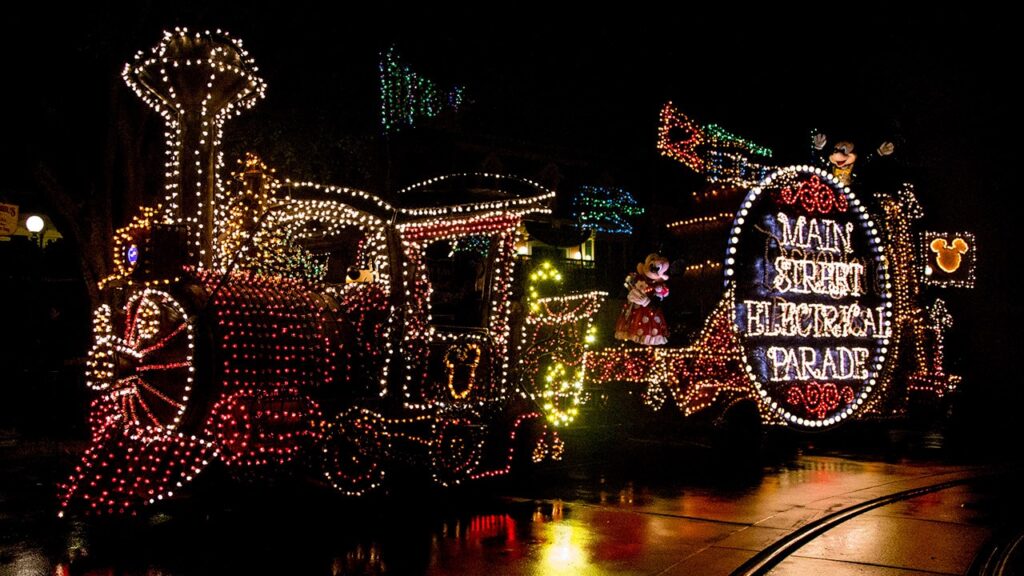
[769,484,991,575]
[1,435,1021,576]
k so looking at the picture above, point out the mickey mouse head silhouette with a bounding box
[444,343,481,399]
[929,237,969,273]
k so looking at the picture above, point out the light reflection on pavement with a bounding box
[0,442,1017,576]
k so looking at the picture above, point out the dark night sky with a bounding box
[3,6,1019,446]
[8,7,1011,206]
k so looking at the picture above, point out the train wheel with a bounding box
[86,288,195,437]
[319,408,387,496]
[430,417,484,486]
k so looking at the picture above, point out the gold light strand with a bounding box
[667,212,734,230]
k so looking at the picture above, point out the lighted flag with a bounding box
[572,186,644,234]
[657,102,706,172]
[656,101,773,187]
[380,46,465,134]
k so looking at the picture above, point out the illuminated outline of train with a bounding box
[59,29,604,515]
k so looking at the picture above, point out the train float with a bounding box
[59,31,972,515]
[59,30,602,515]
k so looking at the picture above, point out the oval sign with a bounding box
[725,165,892,428]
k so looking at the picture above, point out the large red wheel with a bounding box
[86,288,195,437]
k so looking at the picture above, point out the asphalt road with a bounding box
[1,436,1020,576]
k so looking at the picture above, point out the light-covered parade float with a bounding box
[586,102,973,440]
[59,29,604,516]
[60,30,973,516]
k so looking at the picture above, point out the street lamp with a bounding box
[25,215,45,248]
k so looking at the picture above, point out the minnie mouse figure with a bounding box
[614,253,670,346]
